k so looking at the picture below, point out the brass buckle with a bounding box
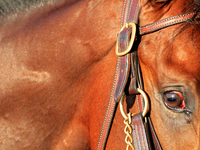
[116,23,136,56]
[120,88,149,119]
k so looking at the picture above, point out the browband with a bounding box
[140,12,200,35]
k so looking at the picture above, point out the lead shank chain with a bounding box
[124,113,134,150]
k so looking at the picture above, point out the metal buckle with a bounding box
[116,23,136,56]
[120,88,149,119]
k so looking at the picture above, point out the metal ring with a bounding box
[116,23,136,56]
[120,93,127,119]
[120,88,149,119]
[137,88,149,117]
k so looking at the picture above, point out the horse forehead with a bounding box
[166,36,200,72]
[138,37,200,81]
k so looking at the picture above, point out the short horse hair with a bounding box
[1,0,200,16]
[0,0,56,15]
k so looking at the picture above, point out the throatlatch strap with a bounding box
[97,0,139,149]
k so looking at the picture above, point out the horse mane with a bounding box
[175,0,200,43]
[188,0,200,14]
[0,0,54,15]
[0,0,80,17]
[1,0,200,16]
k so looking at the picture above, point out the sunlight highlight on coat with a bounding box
[21,67,50,83]
[175,49,188,62]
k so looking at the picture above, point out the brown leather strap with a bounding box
[135,86,162,150]
[140,12,200,35]
[135,88,162,150]
[131,113,152,150]
[117,1,161,150]
[97,0,139,149]
[130,36,162,150]
[114,0,139,102]
[148,117,162,150]
[128,51,139,95]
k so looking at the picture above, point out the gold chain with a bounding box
[120,90,149,150]
[123,113,134,150]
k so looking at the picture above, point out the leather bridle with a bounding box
[97,0,200,149]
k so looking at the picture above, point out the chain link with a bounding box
[123,113,134,150]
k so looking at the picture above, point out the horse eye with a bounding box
[151,0,168,6]
[163,91,185,109]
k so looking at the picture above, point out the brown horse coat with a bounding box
[0,0,200,149]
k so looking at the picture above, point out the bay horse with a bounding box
[0,0,199,149]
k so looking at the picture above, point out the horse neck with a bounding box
[0,1,124,149]
[0,0,125,99]
[0,0,124,73]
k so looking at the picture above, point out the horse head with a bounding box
[138,0,200,149]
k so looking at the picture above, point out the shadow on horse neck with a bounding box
[0,0,199,149]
